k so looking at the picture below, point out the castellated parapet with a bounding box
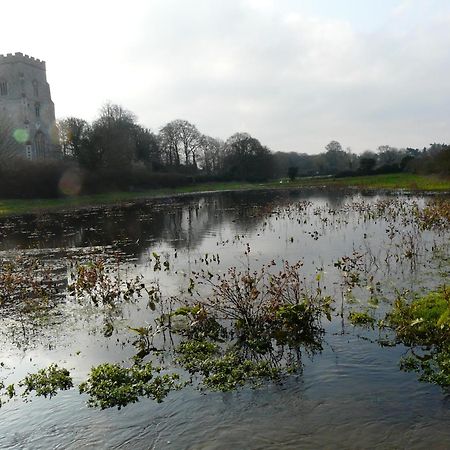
[0,52,59,160]
[0,52,46,70]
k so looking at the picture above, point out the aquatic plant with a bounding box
[162,258,333,391]
[68,258,158,308]
[400,350,450,387]
[387,287,450,388]
[417,200,450,230]
[1,364,73,406]
[79,362,180,410]
[128,324,164,362]
[20,364,73,399]
[187,259,332,352]
[334,252,366,290]
[348,311,376,327]
[176,340,282,391]
[388,287,450,346]
[0,381,15,407]
[0,257,59,311]
[168,304,227,341]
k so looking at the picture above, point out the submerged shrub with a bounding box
[0,382,16,407]
[188,259,332,353]
[269,300,330,350]
[169,259,333,391]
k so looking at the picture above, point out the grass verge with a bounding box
[0,173,449,217]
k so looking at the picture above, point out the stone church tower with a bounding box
[0,52,58,159]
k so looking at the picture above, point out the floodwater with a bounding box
[0,189,449,449]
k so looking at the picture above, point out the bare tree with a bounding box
[359,150,377,173]
[159,121,180,166]
[324,140,351,173]
[91,103,137,170]
[200,136,225,174]
[175,120,202,167]
[58,117,90,159]
[377,145,403,167]
[133,125,160,168]
[159,119,203,168]
[325,140,343,154]
[223,132,274,181]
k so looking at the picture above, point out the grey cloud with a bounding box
[49,0,450,153]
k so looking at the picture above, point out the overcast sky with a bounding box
[1,0,450,153]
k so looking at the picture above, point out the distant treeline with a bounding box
[274,142,450,179]
[57,104,273,183]
[0,102,449,198]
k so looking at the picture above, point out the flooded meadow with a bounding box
[0,189,449,449]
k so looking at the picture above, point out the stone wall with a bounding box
[0,52,58,160]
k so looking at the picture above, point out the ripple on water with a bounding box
[1,191,450,449]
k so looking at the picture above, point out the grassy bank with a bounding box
[0,173,449,217]
[328,173,450,191]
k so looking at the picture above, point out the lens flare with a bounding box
[13,128,29,143]
[59,169,82,196]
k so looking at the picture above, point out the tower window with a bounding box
[0,80,7,96]
[32,80,39,97]
[26,144,33,160]
[35,102,41,118]
[34,132,46,159]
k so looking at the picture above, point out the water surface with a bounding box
[0,189,449,449]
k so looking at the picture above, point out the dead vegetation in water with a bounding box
[1,196,450,409]
[162,252,333,392]
[417,200,450,230]
[68,257,160,309]
[0,256,64,343]
[0,257,59,311]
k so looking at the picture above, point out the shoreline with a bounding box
[0,173,449,218]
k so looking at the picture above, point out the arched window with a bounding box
[0,79,7,96]
[34,131,47,159]
[32,80,39,97]
[35,102,40,118]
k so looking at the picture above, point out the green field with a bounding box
[0,173,449,217]
[325,173,450,191]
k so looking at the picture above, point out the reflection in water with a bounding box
[0,189,354,255]
[0,189,449,449]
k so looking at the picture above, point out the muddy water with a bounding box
[0,189,449,449]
